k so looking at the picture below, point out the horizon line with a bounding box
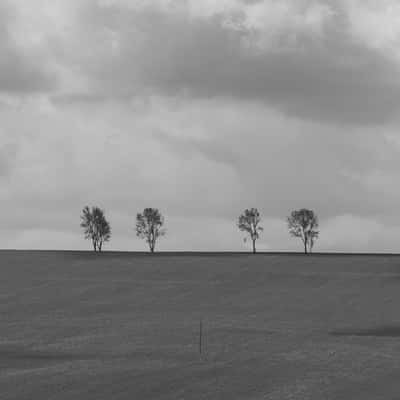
[1,249,400,257]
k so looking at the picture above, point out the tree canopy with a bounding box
[136,208,166,252]
[238,208,263,254]
[287,208,319,254]
[80,206,111,252]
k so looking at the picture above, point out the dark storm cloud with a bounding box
[0,3,56,93]
[67,1,400,125]
[0,55,55,93]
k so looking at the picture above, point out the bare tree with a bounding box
[80,206,111,252]
[287,208,319,254]
[237,208,263,254]
[136,208,166,253]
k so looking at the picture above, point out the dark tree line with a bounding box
[80,205,319,254]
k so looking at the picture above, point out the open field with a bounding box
[1,251,400,399]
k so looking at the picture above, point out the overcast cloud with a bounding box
[1,0,400,252]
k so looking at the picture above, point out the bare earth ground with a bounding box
[1,251,400,399]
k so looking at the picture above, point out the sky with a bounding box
[1,0,400,252]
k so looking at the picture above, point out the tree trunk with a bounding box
[93,240,97,252]
[252,239,256,254]
[304,240,307,254]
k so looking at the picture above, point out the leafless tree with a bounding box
[237,208,263,254]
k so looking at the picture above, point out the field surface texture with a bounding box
[1,251,400,399]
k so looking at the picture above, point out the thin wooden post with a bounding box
[199,319,203,354]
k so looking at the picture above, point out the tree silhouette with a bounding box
[80,206,111,252]
[136,208,166,253]
[287,208,319,254]
[238,208,263,254]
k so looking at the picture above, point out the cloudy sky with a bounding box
[1,0,400,252]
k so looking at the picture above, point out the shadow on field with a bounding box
[0,345,195,367]
[0,346,94,362]
[331,325,400,337]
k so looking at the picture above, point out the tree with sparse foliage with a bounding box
[80,206,111,252]
[136,208,166,253]
[237,208,263,254]
[287,208,319,254]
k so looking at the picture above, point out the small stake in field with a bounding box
[199,319,203,354]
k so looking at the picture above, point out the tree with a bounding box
[287,208,319,254]
[80,206,111,252]
[237,208,263,254]
[136,208,166,253]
